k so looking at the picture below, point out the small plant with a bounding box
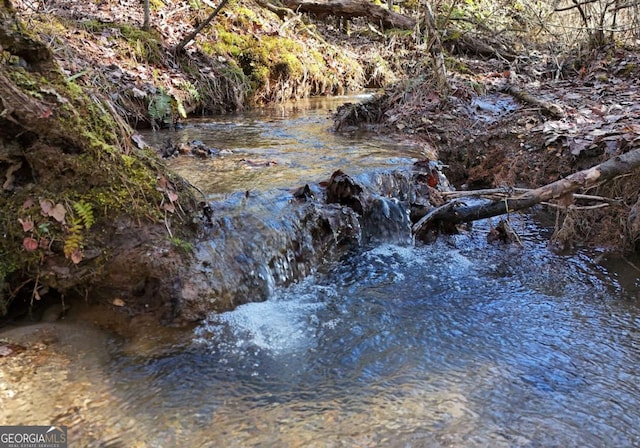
[169,237,193,254]
[148,87,172,129]
[73,200,95,229]
[63,200,94,264]
[148,87,187,129]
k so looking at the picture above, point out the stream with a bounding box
[1,95,640,447]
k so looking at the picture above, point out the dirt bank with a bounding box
[1,0,421,324]
[334,50,640,252]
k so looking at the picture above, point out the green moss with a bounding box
[0,59,173,309]
[169,237,194,254]
[205,27,311,90]
[77,19,164,64]
[150,0,164,10]
[168,1,366,102]
[6,68,42,97]
[234,6,259,25]
[619,62,636,76]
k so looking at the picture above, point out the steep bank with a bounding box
[9,0,406,128]
[1,0,421,322]
[1,1,201,322]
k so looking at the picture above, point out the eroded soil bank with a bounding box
[334,50,640,252]
[1,0,420,325]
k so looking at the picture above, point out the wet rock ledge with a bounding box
[174,165,448,322]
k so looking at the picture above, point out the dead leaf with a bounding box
[131,133,147,149]
[604,140,619,154]
[545,134,564,146]
[40,199,54,216]
[569,138,593,156]
[157,176,168,191]
[622,124,640,133]
[70,248,83,264]
[50,203,66,223]
[112,298,126,307]
[22,198,35,209]
[130,87,147,99]
[162,202,176,213]
[168,191,178,203]
[604,115,623,123]
[18,217,34,232]
[23,237,39,251]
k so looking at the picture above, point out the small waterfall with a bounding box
[178,169,435,319]
[362,196,412,245]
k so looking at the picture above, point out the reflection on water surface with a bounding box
[141,94,425,195]
[2,97,639,447]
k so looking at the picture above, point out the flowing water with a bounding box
[141,94,424,194]
[2,96,640,447]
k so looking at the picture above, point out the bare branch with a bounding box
[554,0,601,13]
[174,0,230,55]
[413,149,640,238]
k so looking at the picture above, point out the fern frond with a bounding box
[73,200,94,229]
[64,217,84,258]
[148,88,172,126]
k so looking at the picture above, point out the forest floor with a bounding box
[345,48,640,251]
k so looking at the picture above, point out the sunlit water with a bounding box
[2,97,640,447]
[141,94,426,194]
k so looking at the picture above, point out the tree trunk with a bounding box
[413,149,640,237]
[280,0,416,29]
[142,0,150,31]
[423,1,450,92]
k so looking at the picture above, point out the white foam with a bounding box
[195,278,338,356]
[194,244,477,359]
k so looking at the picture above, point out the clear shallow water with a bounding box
[3,97,640,447]
[91,217,640,447]
[141,94,426,195]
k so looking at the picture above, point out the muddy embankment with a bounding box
[1,0,417,325]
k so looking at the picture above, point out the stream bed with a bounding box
[1,95,639,447]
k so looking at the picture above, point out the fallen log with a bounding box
[413,148,640,239]
[500,84,565,119]
[280,0,416,29]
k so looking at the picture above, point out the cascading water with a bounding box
[177,168,422,318]
[2,95,639,447]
